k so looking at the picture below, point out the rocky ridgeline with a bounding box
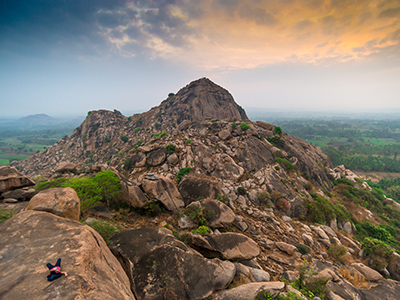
[2,78,400,299]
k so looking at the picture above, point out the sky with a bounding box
[1,0,399,117]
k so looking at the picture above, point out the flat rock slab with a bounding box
[0,210,134,300]
[212,281,285,300]
[0,166,35,193]
[110,227,235,300]
[192,232,260,260]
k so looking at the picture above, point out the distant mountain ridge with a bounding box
[17,114,57,125]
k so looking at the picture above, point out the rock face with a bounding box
[212,282,285,300]
[26,187,81,221]
[0,210,135,300]
[55,161,77,173]
[192,232,260,260]
[0,166,35,194]
[185,198,235,228]
[178,175,222,205]
[110,228,235,300]
[139,175,184,211]
[158,78,248,124]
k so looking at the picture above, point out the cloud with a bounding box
[1,0,400,69]
[378,7,400,18]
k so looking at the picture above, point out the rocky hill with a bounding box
[3,78,400,299]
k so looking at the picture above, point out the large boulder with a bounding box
[26,187,80,221]
[351,263,383,282]
[388,252,400,281]
[54,162,77,174]
[1,187,36,201]
[139,175,184,211]
[191,232,260,260]
[185,198,235,228]
[178,175,222,205]
[212,282,285,300]
[110,227,235,300]
[115,171,149,208]
[0,166,35,193]
[0,210,135,300]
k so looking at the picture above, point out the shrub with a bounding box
[134,127,140,133]
[274,165,280,171]
[185,205,215,225]
[164,144,176,155]
[240,122,250,131]
[275,158,294,170]
[274,126,282,134]
[295,244,310,255]
[328,243,348,262]
[105,137,111,143]
[257,191,271,205]
[237,186,247,195]
[186,139,192,144]
[36,171,121,212]
[177,167,192,183]
[216,194,229,204]
[154,122,161,129]
[303,193,351,224]
[192,225,210,235]
[168,92,175,97]
[292,261,329,300]
[142,201,163,217]
[267,135,284,148]
[85,220,121,244]
[120,136,128,143]
[160,131,168,137]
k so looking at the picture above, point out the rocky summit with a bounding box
[2,78,400,299]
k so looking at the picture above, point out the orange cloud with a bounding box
[104,0,400,69]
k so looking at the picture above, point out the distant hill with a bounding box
[0,114,84,130]
[17,114,57,126]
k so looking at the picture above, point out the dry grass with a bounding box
[229,275,251,289]
[337,267,369,289]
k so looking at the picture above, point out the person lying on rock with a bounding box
[46,258,68,281]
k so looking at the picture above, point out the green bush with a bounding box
[361,237,393,270]
[186,139,192,144]
[328,243,347,262]
[0,210,14,223]
[192,225,210,234]
[134,127,140,133]
[295,244,310,255]
[177,167,192,183]
[237,186,247,195]
[267,135,285,148]
[275,158,294,170]
[185,205,215,225]
[164,144,176,154]
[216,194,229,204]
[274,126,282,134]
[36,171,121,212]
[292,261,329,300]
[120,136,128,143]
[240,122,250,131]
[303,193,352,224]
[85,220,121,244]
